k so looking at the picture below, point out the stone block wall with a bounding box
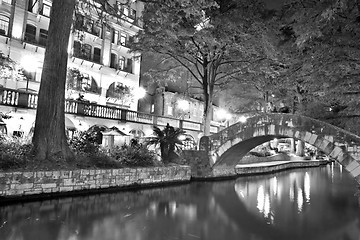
[182,150,212,178]
[0,166,191,198]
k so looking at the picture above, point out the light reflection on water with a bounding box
[0,162,360,240]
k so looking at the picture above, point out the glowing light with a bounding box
[257,185,265,213]
[133,87,146,99]
[272,177,278,195]
[178,134,187,141]
[289,186,295,202]
[20,55,38,71]
[239,116,247,123]
[297,188,303,213]
[264,193,271,218]
[304,172,310,203]
[12,26,22,39]
[145,128,154,136]
[217,109,231,121]
[178,99,189,111]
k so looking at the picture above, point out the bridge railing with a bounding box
[204,113,276,151]
[0,87,221,133]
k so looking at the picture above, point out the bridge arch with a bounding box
[203,113,360,181]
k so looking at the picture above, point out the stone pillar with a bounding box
[296,140,305,157]
[154,87,164,116]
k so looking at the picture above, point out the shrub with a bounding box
[109,143,160,167]
[0,135,33,171]
[69,130,101,154]
[73,150,122,169]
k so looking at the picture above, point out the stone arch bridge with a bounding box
[196,113,360,181]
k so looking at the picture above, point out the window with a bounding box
[24,24,36,43]
[112,30,119,44]
[67,68,101,94]
[93,47,101,63]
[92,21,102,38]
[125,58,132,73]
[74,14,84,30]
[0,15,9,36]
[28,0,37,12]
[130,8,136,19]
[82,44,92,60]
[118,56,125,70]
[39,29,48,46]
[84,18,93,33]
[73,41,92,61]
[81,73,91,91]
[123,6,129,16]
[110,53,117,69]
[41,3,51,17]
[120,33,127,46]
[73,41,82,57]
[2,0,12,4]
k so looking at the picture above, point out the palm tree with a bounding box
[146,124,186,164]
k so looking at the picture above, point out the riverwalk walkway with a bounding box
[235,159,330,175]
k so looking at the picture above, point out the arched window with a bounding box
[72,41,92,60]
[0,15,9,36]
[24,24,36,43]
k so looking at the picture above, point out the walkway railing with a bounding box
[0,88,218,133]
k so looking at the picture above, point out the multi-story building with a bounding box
[0,0,147,141]
[0,0,143,108]
[0,0,225,149]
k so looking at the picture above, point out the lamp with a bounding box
[217,108,232,127]
[133,87,146,100]
[20,55,38,92]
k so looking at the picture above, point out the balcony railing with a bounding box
[0,88,218,133]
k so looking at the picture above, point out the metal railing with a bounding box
[0,88,221,133]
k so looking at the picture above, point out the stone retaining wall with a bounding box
[0,165,191,198]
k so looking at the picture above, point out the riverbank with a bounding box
[0,160,330,204]
[235,159,330,175]
[0,165,191,204]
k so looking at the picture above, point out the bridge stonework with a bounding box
[199,113,360,181]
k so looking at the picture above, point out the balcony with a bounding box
[0,88,220,133]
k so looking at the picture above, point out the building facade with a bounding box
[0,0,227,148]
[0,0,143,109]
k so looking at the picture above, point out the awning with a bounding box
[65,117,76,130]
[102,126,129,136]
[129,129,145,137]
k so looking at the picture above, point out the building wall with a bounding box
[0,0,143,110]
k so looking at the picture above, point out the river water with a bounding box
[1,162,360,240]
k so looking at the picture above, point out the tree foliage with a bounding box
[271,0,360,133]
[132,0,279,135]
[146,124,186,164]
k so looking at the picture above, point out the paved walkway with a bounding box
[235,159,330,175]
[236,159,326,168]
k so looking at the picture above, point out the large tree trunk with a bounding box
[32,0,76,161]
[203,101,213,136]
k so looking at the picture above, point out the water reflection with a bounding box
[1,163,360,240]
